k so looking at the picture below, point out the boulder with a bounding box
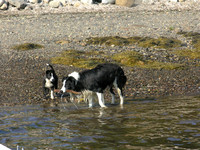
[0,2,7,10]
[59,0,67,6]
[115,0,135,7]
[142,0,156,4]
[49,0,62,8]
[0,0,5,7]
[170,0,178,2]
[43,0,50,3]
[101,0,115,4]
[29,0,41,3]
[81,0,93,4]
[7,0,27,9]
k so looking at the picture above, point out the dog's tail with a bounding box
[46,63,54,71]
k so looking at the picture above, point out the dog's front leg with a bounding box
[96,92,107,108]
[50,88,54,99]
[43,87,49,99]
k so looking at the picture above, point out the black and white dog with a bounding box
[60,63,127,107]
[43,64,58,99]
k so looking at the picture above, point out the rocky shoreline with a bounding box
[0,6,200,106]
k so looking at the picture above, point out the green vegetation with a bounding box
[137,37,182,49]
[85,36,132,46]
[177,31,200,50]
[51,49,184,70]
[12,43,44,51]
[175,31,200,59]
[51,50,106,69]
[112,51,184,70]
[174,49,200,59]
[85,36,182,49]
[51,35,197,70]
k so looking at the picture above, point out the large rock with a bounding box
[49,0,62,8]
[29,0,41,3]
[7,0,27,9]
[59,0,67,6]
[115,0,135,7]
[81,0,93,4]
[101,0,115,4]
[43,0,50,3]
[0,0,5,7]
[0,2,7,10]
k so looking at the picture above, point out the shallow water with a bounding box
[0,96,200,150]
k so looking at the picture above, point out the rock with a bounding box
[142,0,156,4]
[80,0,93,4]
[49,0,62,8]
[25,4,33,10]
[0,0,5,7]
[74,1,81,7]
[101,0,115,4]
[0,2,7,10]
[43,0,50,3]
[59,0,67,6]
[29,0,41,3]
[7,0,27,9]
[170,0,178,2]
[115,0,135,7]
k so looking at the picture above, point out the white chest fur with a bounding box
[45,78,53,88]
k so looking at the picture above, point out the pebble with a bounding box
[0,3,200,106]
[0,0,199,11]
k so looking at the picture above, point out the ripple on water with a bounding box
[0,96,200,149]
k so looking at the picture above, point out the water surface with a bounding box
[0,96,200,149]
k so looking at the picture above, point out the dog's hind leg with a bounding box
[113,78,124,105]
[96,92,107,108]
[110,87,115,104]
[117,88,124,105]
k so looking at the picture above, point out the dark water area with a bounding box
[0,96,200,150]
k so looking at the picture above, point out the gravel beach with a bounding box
[0,3,200,106]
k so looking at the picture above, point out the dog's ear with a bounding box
[70,77,77,89]
[66,77,77,90]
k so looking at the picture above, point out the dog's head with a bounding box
[60,76,77,93]
[45,70,55,82]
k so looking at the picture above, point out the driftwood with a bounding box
[54,89,81,95]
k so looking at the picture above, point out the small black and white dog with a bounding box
[60,63,127,107]
[43,64,58,99]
